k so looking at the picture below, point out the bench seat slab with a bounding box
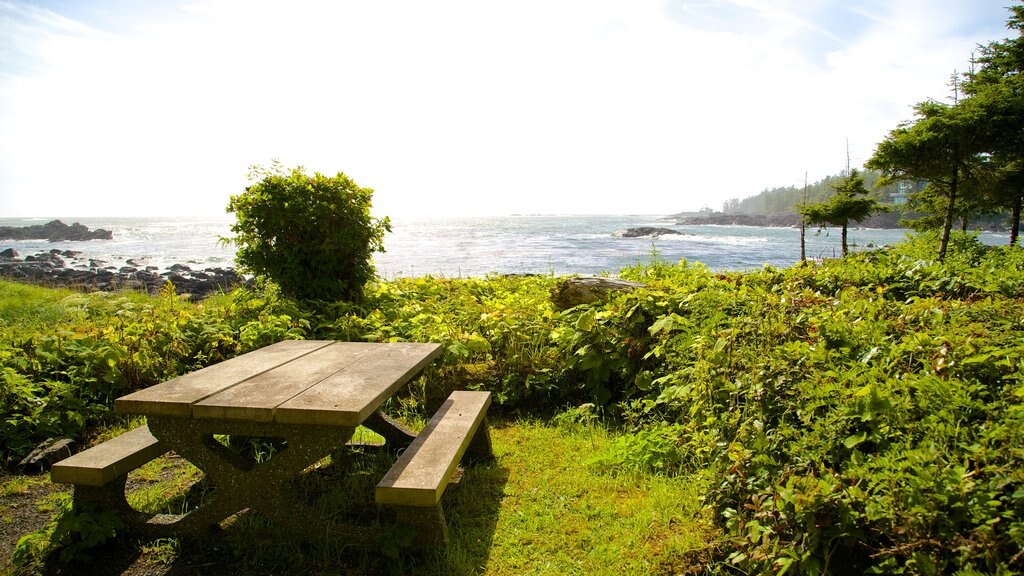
[376,391,491,507]
[51,426,167,487]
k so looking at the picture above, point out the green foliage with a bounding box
[867,4,1024,255]
[14,496,124,567]
[310,244,1024,572]
[587,241,1024,574]
[317,274,564,408]
[226,162,391,302]
[963,4,1024,245]
[4,228,1024,574]
[867,97,990,260]
[588,423,691,473]
[0,280,309,466]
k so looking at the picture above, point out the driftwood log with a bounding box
[550,276,647,309]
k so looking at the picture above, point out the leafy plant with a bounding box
[0,280,309,466]
[13,495,124,567]
[226,162,391,302]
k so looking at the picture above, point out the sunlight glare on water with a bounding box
[0,215,1010,278]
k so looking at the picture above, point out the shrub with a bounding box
[226,162,391,302]
[0,281,309,466]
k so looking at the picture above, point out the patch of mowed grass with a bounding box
[12,417,709,575]
[262,416,710,575]
[473,418,710,576]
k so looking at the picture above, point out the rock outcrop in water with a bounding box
[612,227,684,238]
[0,220,113,241]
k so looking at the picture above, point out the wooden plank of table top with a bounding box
[275,342,442,426]
[114,340,333,417]
[192,341,380,422]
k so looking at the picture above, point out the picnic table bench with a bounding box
[51,340,493,546]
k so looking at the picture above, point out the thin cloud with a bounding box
[0,1,96,77]
[0,0,1013,217]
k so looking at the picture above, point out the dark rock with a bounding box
[169,263,191,272]
[18,437,75,472]
[25,252,64,267]
[126,258,148,267]
[551,276,647,309]
[0,252,248,300]
[612,227,684,238]
[0,220,113,241]
[0,248,17,259]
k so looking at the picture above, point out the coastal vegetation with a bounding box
[798,169,889,257]
[227,163,391,302]
[4,231,1024,574]
[869,5,1024,255]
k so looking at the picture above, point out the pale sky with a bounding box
[0,0,1014,218]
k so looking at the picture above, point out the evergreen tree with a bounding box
[798,169,889,257]
[963,4,1024,246]
[867,100,985,260]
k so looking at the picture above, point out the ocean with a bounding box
[0,215,1012,278]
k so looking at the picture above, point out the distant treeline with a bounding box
[713,169,1008,230]
[722,170,895,215]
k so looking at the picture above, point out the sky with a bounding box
[0,0,1015,218]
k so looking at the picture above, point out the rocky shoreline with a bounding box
[0,248,248,298]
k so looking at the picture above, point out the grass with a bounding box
[0,477,47,498]
[187,416,708,574]
[0,282,80,333]
[6,416,711,575]
[476,419,709,576]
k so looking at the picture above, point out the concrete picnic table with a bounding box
[113,339,441,540]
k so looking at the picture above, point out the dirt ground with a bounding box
[0,470,253,576]
[1,471,59,575]
[1,471,174,576]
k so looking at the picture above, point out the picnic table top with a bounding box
[114,340,442,427]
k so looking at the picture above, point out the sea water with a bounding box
[0,215,1011,278]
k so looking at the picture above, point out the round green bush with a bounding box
[227,163,391,302]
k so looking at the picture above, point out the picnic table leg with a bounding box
[363,411,417,450]
[144,417,358,541]
[70,477,153,531]
[393,505,449,548]
[464,415,494,463]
